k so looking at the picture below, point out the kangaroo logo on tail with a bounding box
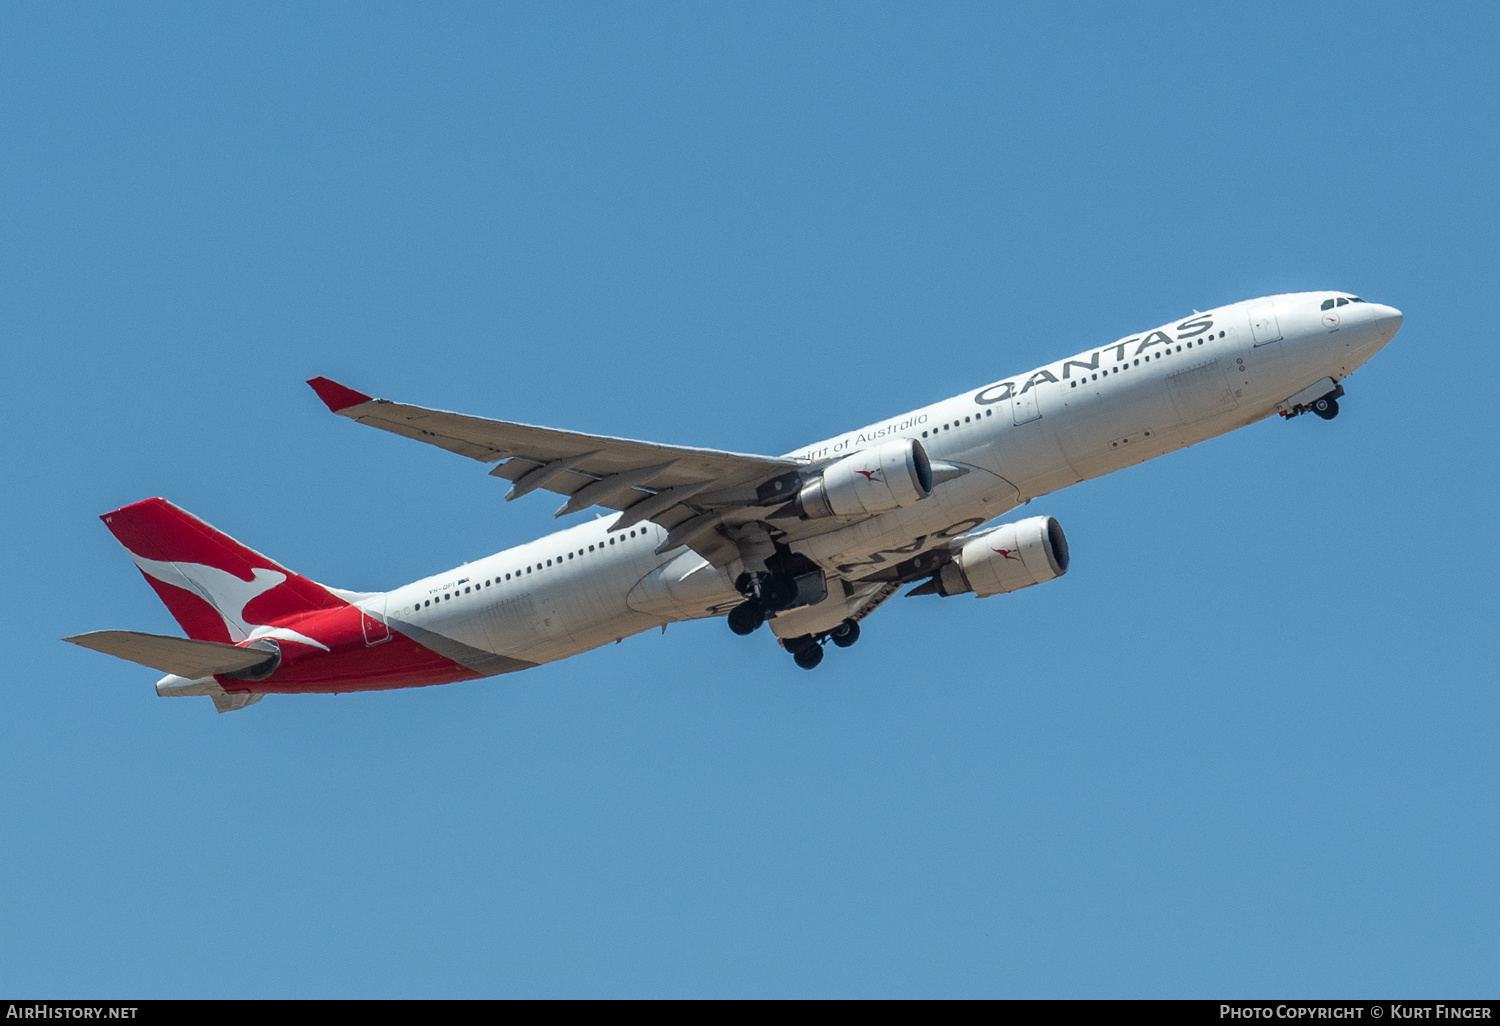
[102,497,348,649]
[125,553,329,651]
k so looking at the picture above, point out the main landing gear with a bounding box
[780,619,861,671]
[726,562,855,670]
[725,596,864,670]
[830,619,860,648]
[789,639,824,670]
[726,568,822,636]
[727,601,765,636]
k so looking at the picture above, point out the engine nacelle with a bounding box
[792,438,933,519]
[934,515,1070,598]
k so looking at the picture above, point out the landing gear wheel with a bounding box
[793,644,824,670]
[727,602,765,636]
[1312,396,1340,420]
[830,619,861,648]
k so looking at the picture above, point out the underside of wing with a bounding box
[309,377,805,560]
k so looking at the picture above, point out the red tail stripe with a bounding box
[103,498,291,574]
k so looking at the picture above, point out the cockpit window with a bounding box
[1323,296,1366,310]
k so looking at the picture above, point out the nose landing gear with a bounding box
[1311,395,1340,420]
[1282,382,1345,421]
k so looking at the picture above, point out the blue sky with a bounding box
[3,1,1497,997]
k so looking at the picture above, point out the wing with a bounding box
[308,378,804,559]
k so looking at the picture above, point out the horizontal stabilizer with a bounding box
[64,630,276,679]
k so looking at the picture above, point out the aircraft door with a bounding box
[1012,387,1041,425]
[1249,304,1283,346]
[361,598,391,646]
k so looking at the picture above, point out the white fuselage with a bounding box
[377,292,1401,672]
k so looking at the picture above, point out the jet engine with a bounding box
[787,438,933,519]
[930,515,1069,597]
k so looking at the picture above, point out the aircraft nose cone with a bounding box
[1373,304,1403,337]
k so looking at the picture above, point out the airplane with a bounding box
[65,291,1403,712]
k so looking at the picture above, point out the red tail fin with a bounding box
[102,498,347,643]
